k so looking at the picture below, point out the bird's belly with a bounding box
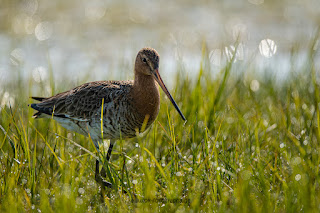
[53,116,89,136]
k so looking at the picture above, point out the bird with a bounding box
[30,47,186,189]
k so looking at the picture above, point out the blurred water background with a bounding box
[0,0,319,96]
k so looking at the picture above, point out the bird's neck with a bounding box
[132,71,160,126]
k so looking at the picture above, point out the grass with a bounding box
[1,35,320,212]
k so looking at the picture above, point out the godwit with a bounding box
[30,47,186,188]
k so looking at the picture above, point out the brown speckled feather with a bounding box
[32,80,133,121]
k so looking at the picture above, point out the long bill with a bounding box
[153,69,186,121]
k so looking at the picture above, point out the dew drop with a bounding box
[176,171,182,176]
[78,188,85,194]
[76,197,83,205]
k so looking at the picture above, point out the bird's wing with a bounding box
[30,80,133,120]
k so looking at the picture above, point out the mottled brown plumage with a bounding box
[30,47,186,189]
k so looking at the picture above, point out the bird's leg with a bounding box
[95,160,112,188]
[96,140,131,195]
[100,140,114,177]
[106,140,114,161]
[95,140,115,188]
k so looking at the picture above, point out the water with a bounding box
[0,0,319,90]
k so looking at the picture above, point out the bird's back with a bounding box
[31,80,146,141]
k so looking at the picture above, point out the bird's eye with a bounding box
[142,58,147,63]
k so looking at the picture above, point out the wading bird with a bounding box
[30,47,186,188]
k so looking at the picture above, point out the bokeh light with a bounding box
[35,22,52,41]
[259,39,277,58]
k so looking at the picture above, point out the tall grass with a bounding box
[1,36,320,212]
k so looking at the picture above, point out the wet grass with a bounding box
[1,36,320,212]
